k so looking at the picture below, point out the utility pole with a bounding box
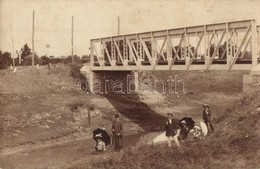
[17,50,21,65]
[71,15,74,64]
[118,16,120,35]
[11,23,15,67]
[46,44,50,57]
[12,36,15,67]
[32,10,35,66]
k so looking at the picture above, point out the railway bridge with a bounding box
[83,20,260,93]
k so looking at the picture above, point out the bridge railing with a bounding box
[90,19,259,71]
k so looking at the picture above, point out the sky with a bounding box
[1,0,260,57]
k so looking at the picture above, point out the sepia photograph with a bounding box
[0,0,260,168]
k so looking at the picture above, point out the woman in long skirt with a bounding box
[111,114,123,151]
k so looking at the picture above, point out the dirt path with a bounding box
[0,134,143,169]
[0,138,92,169]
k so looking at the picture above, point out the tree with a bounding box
[80,55,90,63]
[19,44,41,66]
[21,43,32,60]
[39,55,50,65]
[0,51,12,69]
[64,55,81,64]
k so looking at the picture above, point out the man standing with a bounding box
[111,114,123,151]
[202,104,214,132]
[165,113,181,148]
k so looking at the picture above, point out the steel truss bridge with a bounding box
[90,20,260,71]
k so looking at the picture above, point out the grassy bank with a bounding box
[67,91,260,169]
[0,65,126,151]
[0,64,147,156]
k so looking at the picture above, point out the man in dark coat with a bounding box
[111,114,123,151]
[165,113,181,147]
[202,104,214,132]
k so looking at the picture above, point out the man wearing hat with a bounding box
[165,113,181,148]
[111,114,123,151]
[202,104,214,132]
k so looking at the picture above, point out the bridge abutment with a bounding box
[243,66,260,93]
[87,71,139,94]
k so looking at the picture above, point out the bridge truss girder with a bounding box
[90,20,259,71]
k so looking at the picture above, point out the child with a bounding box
[95,138,106,151]
[192,126,203,140]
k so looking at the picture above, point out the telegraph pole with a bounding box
[118,16,120,35]
[11,23,15,67]
[12,36,15,67]
[71,15,74,64]
[32,10,35,66]
[46,44,50,57]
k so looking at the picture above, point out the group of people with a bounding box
[165,104,214,148]
[94,113,123,152]
[95,103,214,152]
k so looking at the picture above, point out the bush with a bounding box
[70,64,85,80]
[69,102,84,112]
[39,55,50,65]
[0,51,12,69]
[22,54,40,66]
[64,55,81,64]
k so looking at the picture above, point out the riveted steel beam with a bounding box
[169,34,184,70]
[187,32,204,69]
[125,38,137,64]
[206,29,226,70]
[113,39,126,68]
[103,42,112,65]
[139,37,152,65]
[251,20,258,68]
[229,25,251,70]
